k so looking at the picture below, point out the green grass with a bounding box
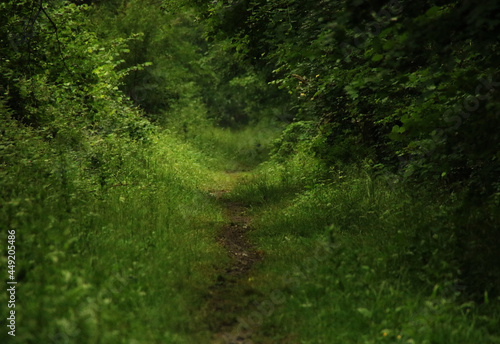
[0,131,229,344]
[190,123,277,171]
[3,115,499,343]
[167,106,285,171]
[229,156,500,343]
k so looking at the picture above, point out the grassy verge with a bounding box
[231,156,500,343]
[0,130,230,344]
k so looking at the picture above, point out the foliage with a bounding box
[87,0,290,127]
[0,1,223,342]
[203,0,500,299]
[230,151,500,343]
[204,0,500,192]
[0,128,227,343]
[2,0,500,342]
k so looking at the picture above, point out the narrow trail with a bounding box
[206,173,264,344]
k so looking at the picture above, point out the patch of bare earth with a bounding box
[205,186,263,344]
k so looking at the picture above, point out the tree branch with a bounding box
[39,1,72,74]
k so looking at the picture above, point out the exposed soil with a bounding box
[206,185,263,344]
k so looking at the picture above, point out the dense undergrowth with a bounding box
[230,137,500,343]
[1,1,227,342]
[0,109,236,343]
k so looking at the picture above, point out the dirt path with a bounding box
[206,176,263,344]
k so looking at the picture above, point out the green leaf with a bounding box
[391,125,405,134]
[357,307,372,318]
[382,41,395,51]
[426,6,441,17]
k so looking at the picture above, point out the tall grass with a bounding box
[230,154,500,343]
[0,131,228,343]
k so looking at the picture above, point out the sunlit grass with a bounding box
[186,120,284,172]
[0,130,229,343]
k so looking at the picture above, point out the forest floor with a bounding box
[206,172,266,344]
